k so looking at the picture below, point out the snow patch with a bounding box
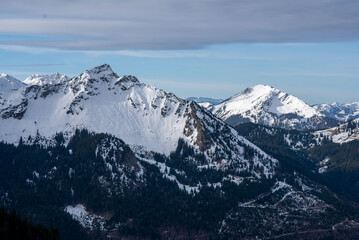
[64,204,106,230]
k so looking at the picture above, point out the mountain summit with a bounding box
[210,84,338,130]
[0,73,26,92]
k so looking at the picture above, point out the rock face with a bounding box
[209,84,338,130]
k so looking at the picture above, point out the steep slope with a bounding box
[0,73,26,92]
[24,73,70,86]
[313,102,359,122]
[210,85,338,130]
[0,74,27,120]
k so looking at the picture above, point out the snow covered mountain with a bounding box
[24,73,69,86]
[1,66,358,239]
[313,102,359,122]
[0,64,277,181]
[0,73,26,92]
[0,74,27,119]
[209,84,338,130]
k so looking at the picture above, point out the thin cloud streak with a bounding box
[259,72,359,78]
[87,50,273,60]
[0,64,66,67]
[0,44,273,61]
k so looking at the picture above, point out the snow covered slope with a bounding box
[0,64,277,179]
[316,118,359,144]
[0,73,26,92]
[24,73,69,86]
[313,102,359,122]
[0,74,27,119]
[210,85,338,130]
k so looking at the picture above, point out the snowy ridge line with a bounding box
[209,84,338,130]
[24,73,70,86]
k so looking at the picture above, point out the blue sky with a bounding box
[1,0,359,104]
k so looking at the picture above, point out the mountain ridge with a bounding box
[0,73,26,92]
[24,72,69,86]
[209,84,339,130]
[313,102,359,122]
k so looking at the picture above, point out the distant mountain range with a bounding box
[191,85,359,131]
[186,97,224,108]
[313,102,359,122]
[24,73,70,86]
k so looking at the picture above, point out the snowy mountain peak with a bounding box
[231,84,278,102]
[69,64,120,91]
[24,73,69,86]
[0,73,26,92]
[218,84,319,119]
[84,64,118,78]
[210,84,337,130]
[241,84,273,94]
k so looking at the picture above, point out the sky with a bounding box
[0,0,359,104]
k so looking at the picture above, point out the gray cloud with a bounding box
[1,0,359,50]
